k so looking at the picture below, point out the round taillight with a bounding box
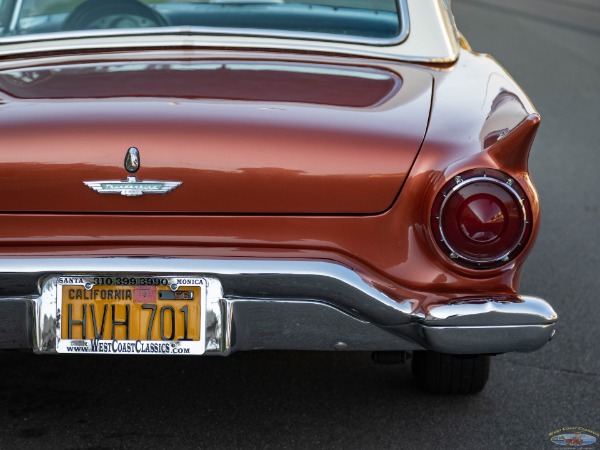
[431,169,532,269]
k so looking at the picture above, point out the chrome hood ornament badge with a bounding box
[84,148,182,197]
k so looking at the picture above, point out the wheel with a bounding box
[412,351,490,394]
[63,0,167,31]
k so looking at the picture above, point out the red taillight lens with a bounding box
[431,169,532,269]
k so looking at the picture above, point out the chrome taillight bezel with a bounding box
[431,169,533,269]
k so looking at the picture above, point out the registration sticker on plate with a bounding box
[56,276,206,355]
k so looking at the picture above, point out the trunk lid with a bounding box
[0,56,432,214]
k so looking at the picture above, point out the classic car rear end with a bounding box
[0,0,556,394]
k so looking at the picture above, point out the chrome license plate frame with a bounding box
[55,275,207,355]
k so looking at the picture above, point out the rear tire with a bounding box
[412,351,490,394]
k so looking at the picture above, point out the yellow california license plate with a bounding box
[56,276,206,355]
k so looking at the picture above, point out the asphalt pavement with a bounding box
[0,1,599,448]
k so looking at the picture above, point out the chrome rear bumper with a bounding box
[0,258,557,355]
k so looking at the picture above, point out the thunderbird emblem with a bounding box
[84,177,182,197]
[84,148,182,196]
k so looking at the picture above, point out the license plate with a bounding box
[56,276,206,355]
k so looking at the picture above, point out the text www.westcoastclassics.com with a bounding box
[66,340,191,354]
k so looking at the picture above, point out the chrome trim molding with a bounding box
[0,257,557,355]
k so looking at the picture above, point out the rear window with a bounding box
[1,0,405,43]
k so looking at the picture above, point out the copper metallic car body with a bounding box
[0,1,556,373]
